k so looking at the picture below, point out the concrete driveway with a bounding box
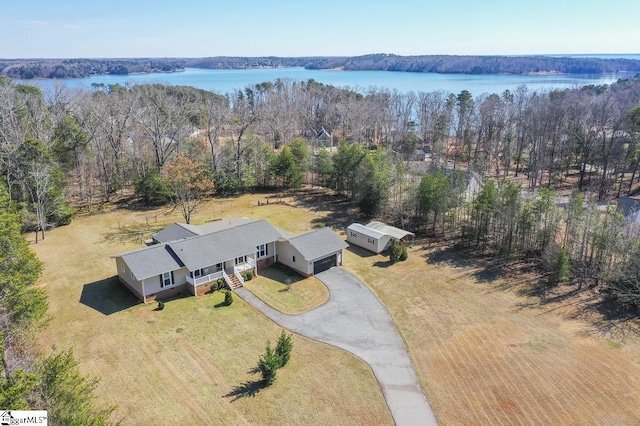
[235,267,438,426]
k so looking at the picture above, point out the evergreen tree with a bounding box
[257,342,279,386]
[275,330,293,368]
[224,290,233,306]
[552,248,572,284]
[37,350,114,426]
[270,146,302,189]
[354,151,391,218]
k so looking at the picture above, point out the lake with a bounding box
[23,66,637,97]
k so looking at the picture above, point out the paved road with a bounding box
[235,267,438,426]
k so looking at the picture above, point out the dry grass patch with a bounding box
[243,264,329,315]
[342,242,640,425]
[31,193,392,426]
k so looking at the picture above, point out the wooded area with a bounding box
[0,184,114,423]
[1,74,640,309]
[3,54,640,79]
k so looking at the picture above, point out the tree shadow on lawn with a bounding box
[568,293,640,341]
[422,243,504,283]
[79,276,140,315]
[224,367,267,402]
[224,380,267,401]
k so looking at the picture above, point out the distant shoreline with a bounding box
[3,54,640,80]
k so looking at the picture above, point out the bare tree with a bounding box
[133,85,193,171]
[199,92,229,172]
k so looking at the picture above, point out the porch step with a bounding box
[228,274,243,290]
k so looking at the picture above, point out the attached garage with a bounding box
[276,227,348,276]
[313,254,337,274]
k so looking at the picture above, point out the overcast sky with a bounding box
[1,0,638,58]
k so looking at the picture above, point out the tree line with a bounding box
[1,73,640,308]
[0,185,115,424]
[4,55,640,80]
[0,58,185,80]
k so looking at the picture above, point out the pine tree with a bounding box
[275,330,293,368]
[552,248,572,284]
[257,342,280,386]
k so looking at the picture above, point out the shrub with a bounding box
[399,245,408,261]
[224,290,233,306]
[246,271,254,280]
[217,279,225,290]
[157,301,165,311]
[241,273,247,281]
[275,330,293,368]
[388,239,404,263]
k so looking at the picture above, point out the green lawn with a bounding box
[243,264,329,315]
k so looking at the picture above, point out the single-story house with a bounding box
[346,221,415,254]
[111,219,347,303]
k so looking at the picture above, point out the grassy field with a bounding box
[32,193,392,425]
[342,243,640,425]
[32,190,640,425]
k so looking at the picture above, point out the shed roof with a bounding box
[288,227,348,262]
[365,221,415,240]
[113,244,184,281]
[347,223,386,239]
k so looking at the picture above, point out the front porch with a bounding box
[185,256,257,294]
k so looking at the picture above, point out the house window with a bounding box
[235,256,246,265]
[351,231,357,237]
[256,244,269,258]
[120,262,125,273]
[193,269,203,278]
[215,263,223,272]
[161,272,173,288]
[368,238,375,244]
[292,255,296,263]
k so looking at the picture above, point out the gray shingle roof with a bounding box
[168,219,282,270]
[114,244,184,281]
[153,223,200,243]
[196,217,254,234]
[288,227,348,261]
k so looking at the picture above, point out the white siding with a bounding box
[143,267,189,296]
[346,227,390,253]
[276,241,312,276]
[116,257,144,299]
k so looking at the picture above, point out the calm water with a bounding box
[24,66,638,97]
